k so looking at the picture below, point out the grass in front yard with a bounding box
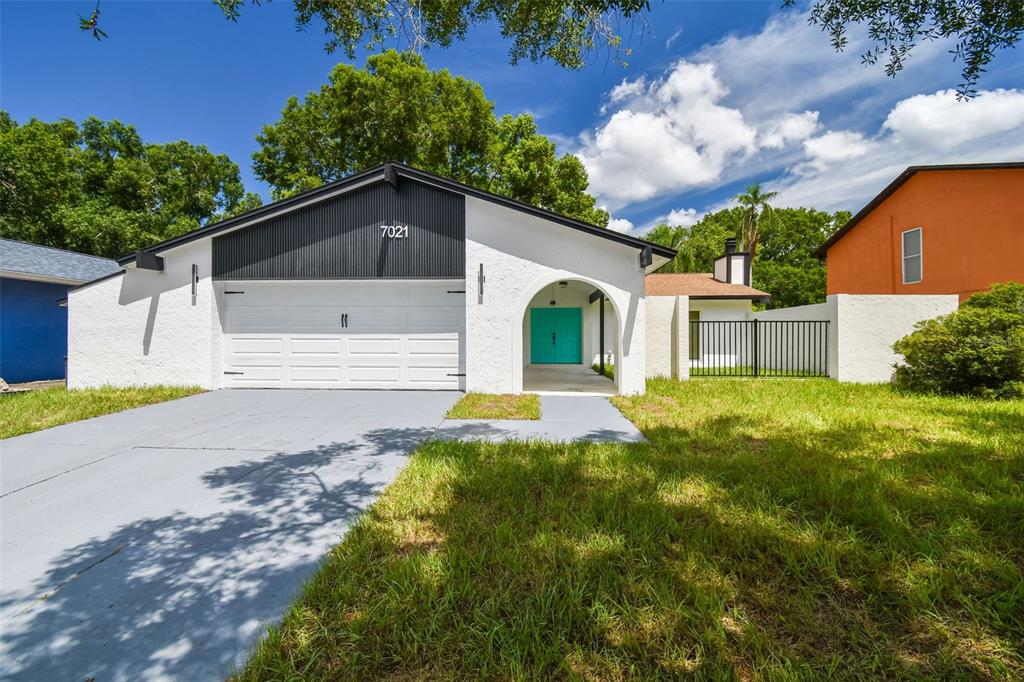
[239,379,1023,680]
[446,393,541,420]
[0,385,203,439]
[591,362,614,381]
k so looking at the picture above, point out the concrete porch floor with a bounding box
[523,364,616,395]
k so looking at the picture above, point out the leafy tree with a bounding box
[644,210,737,275]
[644,206,847,309]
[791,0,1024,97]
[253,51,608,225]
[0,113,259,258]
[893,282,1024,398]
[752,207,848,308]
[78,1,1019,95]
[488,115,606,225]
[735,183,778,262]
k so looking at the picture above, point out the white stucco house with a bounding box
[66,163,675,396]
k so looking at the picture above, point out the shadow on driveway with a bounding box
[0,426,436,681]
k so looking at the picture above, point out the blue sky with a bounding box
[3,1,1022,235]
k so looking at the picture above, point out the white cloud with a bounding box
[692,11,953,122]
[769,88,1024,211]
[576,10,1022,227]
[665,27,684,49]
[800,130,873,172]
[579,61,757,208]
[606,77,647,104]
[666,207,702,227]
[760,111,820,149]
[606,216,635,233]
[883,88,1024,149]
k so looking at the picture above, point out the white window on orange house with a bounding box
[902,227,922,284]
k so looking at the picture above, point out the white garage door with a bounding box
[220,281,464,389]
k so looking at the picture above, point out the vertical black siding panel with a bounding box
[212,178,465,279]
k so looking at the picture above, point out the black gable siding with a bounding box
[213,179,465,280]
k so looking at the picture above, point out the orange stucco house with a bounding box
[815,162,1023,302]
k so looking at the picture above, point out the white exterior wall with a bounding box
[645,294,691,380]
[645,296,675,378]
[68,240,220,389]
[832,294,958,382]
[465,196,648,395]
[752,294,958,382]
[690,299,752,320]
[674,296,690,381]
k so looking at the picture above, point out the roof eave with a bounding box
[66,269,126,293]
[689,294,772,302]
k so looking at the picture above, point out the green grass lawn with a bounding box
[0,385,203,439]
[446,393,541,420]
[591,362,615,381]
[238,379,1023,680]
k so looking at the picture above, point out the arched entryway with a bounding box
[517,278,621,395]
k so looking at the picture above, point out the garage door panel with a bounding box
[229,365,284,383]
[289,365,343,383]
[408,337,459,356]
[407,366,459,384]
[349,337,402,356]
[231,337,284,355]
[222,282,463,389]
[349,365,402,384]
[290,338,343,355]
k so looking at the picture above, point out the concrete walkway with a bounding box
[434,395,645,443]
[0,390,459,682]
[523,364,616,395]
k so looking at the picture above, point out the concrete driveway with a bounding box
[0,389,459,681]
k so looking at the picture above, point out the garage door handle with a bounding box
[552,332,556,344]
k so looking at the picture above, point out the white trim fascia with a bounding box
[0,270,86,285]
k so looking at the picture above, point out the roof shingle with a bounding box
[1,239,120,283]
[645,273,770,300]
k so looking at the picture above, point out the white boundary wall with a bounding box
[646,293,957,383]
[752,294,958,382]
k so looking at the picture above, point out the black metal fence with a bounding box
[689,320,830,377]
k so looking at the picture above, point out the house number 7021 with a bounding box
[380,224,409,239]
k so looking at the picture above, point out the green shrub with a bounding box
[892,282,1024,398]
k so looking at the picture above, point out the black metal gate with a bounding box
[689,320,829,377]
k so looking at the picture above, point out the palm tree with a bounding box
[735,183,777,262]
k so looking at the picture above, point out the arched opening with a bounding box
[518,278,620,395]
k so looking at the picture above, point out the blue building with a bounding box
[1,239,120,384]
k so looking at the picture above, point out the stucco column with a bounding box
[674,295,690,380]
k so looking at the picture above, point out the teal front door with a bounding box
[530,308,582,364]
